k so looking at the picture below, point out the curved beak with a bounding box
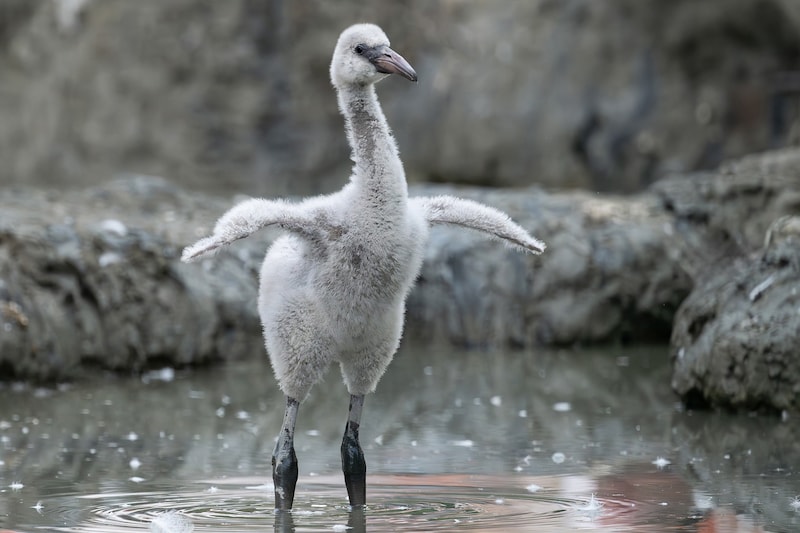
[367,45,418,82]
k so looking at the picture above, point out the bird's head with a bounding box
[330,23,417,88]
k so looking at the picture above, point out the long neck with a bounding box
[337,84,408,208]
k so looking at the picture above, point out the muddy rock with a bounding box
[0,177,266,380]
[670,215,800,412]
[3,148,798,388]
[653,149,800,272]
[0,176,691,380]
[661,149,800,412]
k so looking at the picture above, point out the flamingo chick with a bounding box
[182,23,545,510]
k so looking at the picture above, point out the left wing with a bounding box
[411,195,545,254]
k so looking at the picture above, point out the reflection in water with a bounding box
[274,507,363,533]
[0,344,798,531]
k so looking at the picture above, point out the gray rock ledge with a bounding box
[3,147,799,409]
[0,175,688,380]
[670,215,800,412]
[659,148,800,412]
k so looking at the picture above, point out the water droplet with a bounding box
[150,510,194,533]
[576,493,604,512]
[551,452,566,464]
[790,496,800,512]
[652,456,671,469]
[552,402,571,412]
[142,368,175,383]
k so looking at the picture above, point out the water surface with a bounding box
[1,344,798,532]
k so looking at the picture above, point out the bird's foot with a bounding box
[344,471,366,508]
[341,427,366,507]
[273,444,298,510]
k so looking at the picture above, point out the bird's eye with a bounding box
[354,44,366,55]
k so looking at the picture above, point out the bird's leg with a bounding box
[341,394,367,507]
[273,396,300,511]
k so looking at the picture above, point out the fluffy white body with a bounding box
[182,23,544,509]
[256,184,427,399]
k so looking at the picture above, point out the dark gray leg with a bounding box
[273,396,300,511]
[341,394,366,507]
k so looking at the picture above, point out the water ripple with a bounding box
[37,474,654,532]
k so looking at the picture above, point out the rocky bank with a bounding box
[1,148,798,415]
[659,150,800,412]
[0,173,686,381]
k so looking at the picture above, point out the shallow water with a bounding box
[1,344,798,532]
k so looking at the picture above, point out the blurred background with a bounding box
[1,0,799,197]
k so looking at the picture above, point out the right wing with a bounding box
[411,195,545,254]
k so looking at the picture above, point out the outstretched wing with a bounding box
[181,198,325,262]
[411,195,545,254]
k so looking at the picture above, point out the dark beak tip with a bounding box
[401,68,418,83]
